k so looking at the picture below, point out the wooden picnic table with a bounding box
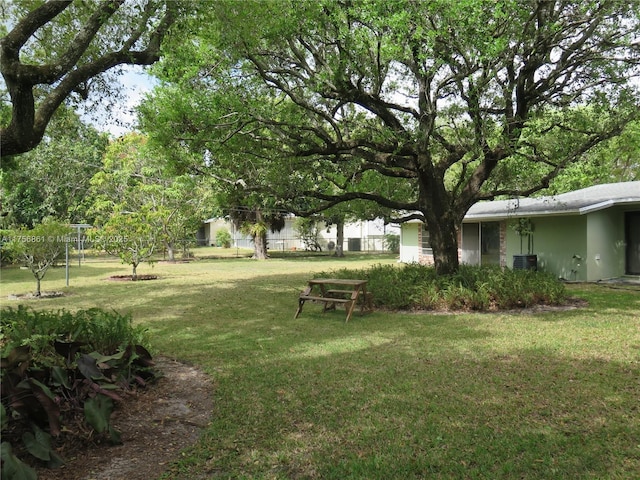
[294,278,371,322]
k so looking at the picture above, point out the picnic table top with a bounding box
[308,278,368,286]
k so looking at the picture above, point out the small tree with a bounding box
[513,218,535,255]
[293,217,322,252]
[5,221,71,296]
[93,211,157,280]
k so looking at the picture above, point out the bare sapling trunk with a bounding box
[334,220,345,257]
[166,242,175,262]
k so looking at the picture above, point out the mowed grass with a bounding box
[1,249,639,479]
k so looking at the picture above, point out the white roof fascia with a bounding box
[578,199,615,215]
[463,210,579,222]
[578,198,640,215]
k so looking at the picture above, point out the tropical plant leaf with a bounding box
[22,425,65,468]
[28,379,61,437]
[84,394,113,433]
[0,404,7,431]
[133,344,154,367]
[53,340,86,363]
[50,366,71,389]
[88,350,126,364]
[77,353,107,381]
[22,425,53,461]
[0,441,38,480]
[108,425,122,445]
[83,379,123,401]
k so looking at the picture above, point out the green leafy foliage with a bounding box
[2,221,73,296]
[1,0,180,158]
[84,395,121,445]
[145,0,639,275]
[89,133,214,262]
[0,306,148,361]
[293,217,324,252]
[316,264,566,311]
[1,441,37,480]
[0,107,108,228]
[383,233,400,253]
[0,307,156,474]
[215,228,232,248]
[21,424,64,467]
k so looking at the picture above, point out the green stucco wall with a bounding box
[506,215,587,281]
[505,209,628,281]
[402,208,631,281]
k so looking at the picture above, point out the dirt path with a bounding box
[37,357,214,480]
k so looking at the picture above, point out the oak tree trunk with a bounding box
[419,171,463,276]
[427,218,460,276]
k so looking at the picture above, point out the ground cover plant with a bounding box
[0,306,155,478]
[0,250,638,479]
[316,263,567,311]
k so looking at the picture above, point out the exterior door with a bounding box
[626,212,640,275]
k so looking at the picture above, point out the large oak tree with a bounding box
[145,0,640,274]
[0,0,181,159]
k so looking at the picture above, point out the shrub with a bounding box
[1,306,148,361]
[1,306,155,476]
[216,228,232,248]
[383,233,400,253]
[316,263,567,312]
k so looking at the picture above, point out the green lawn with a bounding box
[1,250,639,479]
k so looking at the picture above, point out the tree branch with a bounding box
[1,0,177,159]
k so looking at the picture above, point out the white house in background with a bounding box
[199,216,400,253]
[399,181,640,282]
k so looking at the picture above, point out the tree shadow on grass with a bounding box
[191,343,639,480]
[134,273,638,478]
[7,263,634,479]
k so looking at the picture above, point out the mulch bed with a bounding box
[107,275,158,281]
[7,291,65,300]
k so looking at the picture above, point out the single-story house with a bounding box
[199,216,400,253]
[399,181,640,282]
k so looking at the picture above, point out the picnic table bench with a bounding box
[294,278,372,322]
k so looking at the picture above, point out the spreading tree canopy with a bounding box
[144,0,640,274]
[0,0,183,159]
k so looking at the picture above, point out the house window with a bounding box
[421,225,432,255]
